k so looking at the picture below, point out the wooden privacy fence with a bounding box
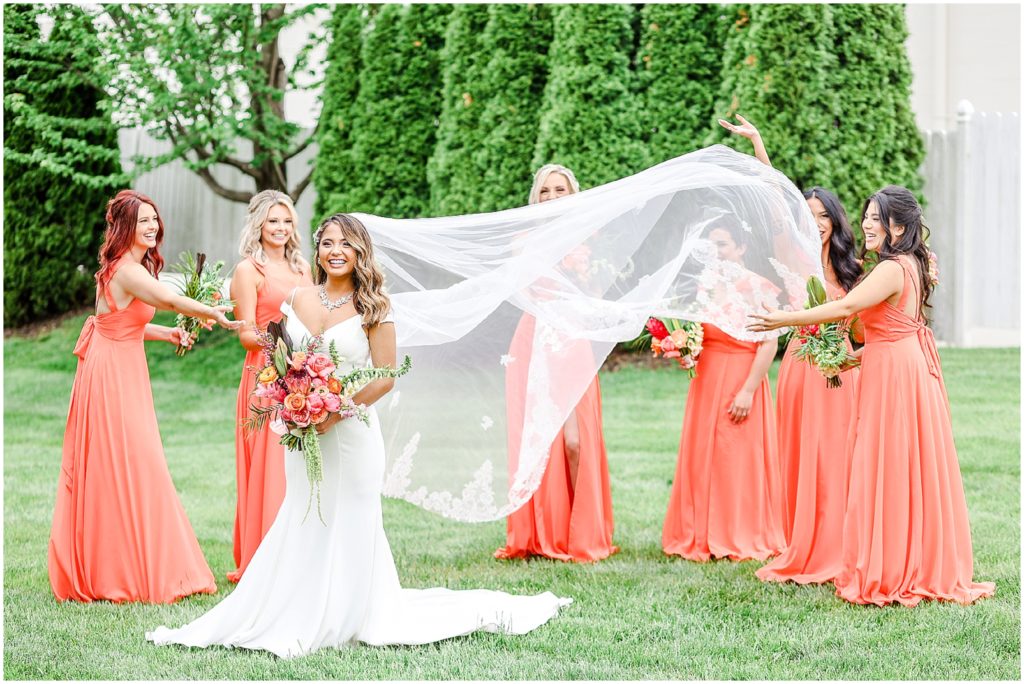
[924,102,1020,346]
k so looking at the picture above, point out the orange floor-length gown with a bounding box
[833,255,994,606]
[756,281,860,584]
[229,256,310,582]
[495,314,617,562]
[49,259,216,603]
[662,323,786,561]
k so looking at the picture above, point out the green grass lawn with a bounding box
[4,311,1020,679]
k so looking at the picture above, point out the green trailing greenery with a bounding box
[705,3,839,193]
[637,4,730,164]
[4,312,1019,678]
[346,4,451,218]
[427,4,493,217]
[533,4,650,188]
[830,4,926,215]
[3,4,125,327]
[312,4,367,226]
[475,4,554,211]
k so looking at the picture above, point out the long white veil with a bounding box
[357,145,821,522]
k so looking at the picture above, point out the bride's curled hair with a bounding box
[312,213,391,327]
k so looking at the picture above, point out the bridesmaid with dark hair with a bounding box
[721,116,864,584]
[49,189,242,603]
[750,185,995,606]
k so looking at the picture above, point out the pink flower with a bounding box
[664,350,681,359]
[679,355,695,369]
[305,353,335,381]
[309,409,329,425]
[290,407,311,428]
[306,393,325,414]
[646,317,670,340]
[285,371,311,395]
[311,377,325,388]
[660,337,678,353]
[322,393,341,412]
[271,385,287,403]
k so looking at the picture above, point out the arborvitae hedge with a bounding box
[533,4,649,187]
[313,4,365,225]
[4,5,124,327]
[427,4,492,216]
[475,4,553,210]
[706,3,839,193]
[831,4,925,214]
[638,4,729,164]
[346,4,449,218]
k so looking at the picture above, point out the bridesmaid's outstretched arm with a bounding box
[115,262,242,330]
[749,260,904,332]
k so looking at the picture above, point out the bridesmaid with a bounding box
[720,116,864,583]
[749,185,995,606]
[227,190,311,582]
[494,164,618,562]
[49,189,243,603]
[662,221,786,562]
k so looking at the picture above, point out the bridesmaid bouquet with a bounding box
[792,276,857,388]
[244,321,411,524]
[171,251,232,356]
[645,317,704,378]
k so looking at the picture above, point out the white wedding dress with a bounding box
[146,303,571,658]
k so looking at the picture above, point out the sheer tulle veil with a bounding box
[354,145,822,522]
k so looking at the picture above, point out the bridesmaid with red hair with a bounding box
[750,185,995,606]
[227,190,311,583]
[49,189,242,603]
[494,164,617,563]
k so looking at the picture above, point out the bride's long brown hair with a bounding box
[312,214,391,327]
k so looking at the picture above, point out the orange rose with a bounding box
[326,377,343,394]
[284,392,306,412]
[309,410,329,425]
[669,328,689,348]
[289,351,307,372]
[258,366,279,384]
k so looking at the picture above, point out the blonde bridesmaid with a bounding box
[495,164,617,562]
[49,189,242,603]
[661,219,786,562]
[750,185,995,606]
[719,116,864,582]
[227,190,311,582]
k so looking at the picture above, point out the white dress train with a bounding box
[146,305,571,658]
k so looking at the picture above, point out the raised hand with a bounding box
[718,114,761,141]
[747,305,789,333]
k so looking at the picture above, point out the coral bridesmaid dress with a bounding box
[495,314,617,562]
[229,256,310,582]
[662,323,786,561]
[49,259,216,603]
[833,255,994,606]
[757,281,860,584]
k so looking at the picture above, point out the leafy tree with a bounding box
[830,4,925,212]
[705,3,838,192]
[345,4,451,217]
[313,4,367,223]
[98,3,326,202]
[637,4,729,163]
[475,4,554,210]
[533,4,649,188]
[3,4,124,326]
[427,4,493,216]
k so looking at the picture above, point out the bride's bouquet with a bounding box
[244,320,412,523]
[171,251,232,356]
[640,317,704,378]
[791,276,857,388]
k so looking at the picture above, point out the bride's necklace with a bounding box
[318,284,355,311]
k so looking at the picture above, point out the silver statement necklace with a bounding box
[318,284,355,311]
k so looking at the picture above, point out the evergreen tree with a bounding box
[533,4,649,188]
[313,4,367,225]
[637,4,730,163]
[705,4,839,192]
[3,4,125,327]
[831,4,925,212]
[427,4,492,216]
[475,4,553,211]
[347,4,451,218]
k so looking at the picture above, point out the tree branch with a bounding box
[289,166,314,202]
[165,119,253,203]
[284,120,320,161]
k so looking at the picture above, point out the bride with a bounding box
[146,214,571,658]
